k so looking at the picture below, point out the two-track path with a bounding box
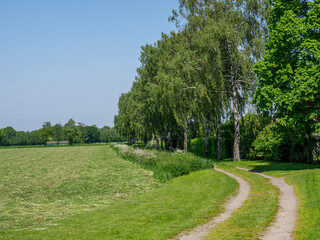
[237,167,298,240]
[169,167,250,240]
[169,166,298,240]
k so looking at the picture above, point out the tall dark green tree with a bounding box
[253,0,320,163]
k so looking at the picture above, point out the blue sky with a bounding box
[0,0,179,131]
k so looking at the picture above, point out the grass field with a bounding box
[1,145,237,239]
[2,169,237,240]
[2,145,319,239]
[0,145,159,232]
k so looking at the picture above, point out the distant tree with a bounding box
[26,131,42,145]
[52,123,63,142]
[77,122,87,144]
[63,119,78,145]
[85,125,100,143]
[39,122,52,145]
[100,126,123,142]
[0,129,8,146]
[3,126,16,145]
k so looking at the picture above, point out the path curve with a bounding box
[169,167,250,240]
[237,167,298,240]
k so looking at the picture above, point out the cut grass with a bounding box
[1,169,237,240]
[0,145,159,231]
[213,160,320,240]
[205,163,278,239]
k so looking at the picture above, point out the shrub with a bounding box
[249,124,316,163]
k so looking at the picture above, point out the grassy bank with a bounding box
[2,169,237,240]
[0,145,159,231]
[111,143,213,182]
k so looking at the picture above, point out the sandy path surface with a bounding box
[169,167,250,240]
[237,167,298,240]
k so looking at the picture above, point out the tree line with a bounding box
[115,0,269,161]
[115,0,320,163]
[0,119,125,146]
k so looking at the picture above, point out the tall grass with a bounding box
[111,144,213,182]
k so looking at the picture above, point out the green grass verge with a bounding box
[0,145,159,231]
[288,171,320,239]
[204,162,278,239]
[213,160,320,240]
[1,169,237,240]
[111,143,213,182]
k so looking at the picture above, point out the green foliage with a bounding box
[100,126,124,142]
[188,113,270,159]
[0,129,8,146]
[250,123,313,162]
[111,144,213,182]
[39,121,52,144]
[115,1,270,159]
[240,113,271,159]
[63,119,78,145]
[85,125,100,143]
[189,137,232,159]
[1,121,124,147]
[52,123,63,142]
[253,0,320,162]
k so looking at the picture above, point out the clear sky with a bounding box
[0,0,179,131]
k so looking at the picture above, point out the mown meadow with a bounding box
[0,145,237,239]
[0,145,159,232]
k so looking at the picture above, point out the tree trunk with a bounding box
[228,39,241,162]
[170,131,173,151]
[152,133,154,146]
[218,117,223,160]
[177,133,180,150]
[307,132,314,164]
[161,135,164,150]
[205,115,210,157]
[184,121,188,152]
[156,131,159,150]
[232,86,241,161]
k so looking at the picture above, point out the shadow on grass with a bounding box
[250,161,320,174]
[212,158,320,176]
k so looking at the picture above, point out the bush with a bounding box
[111,144,213,182]
[249,124,314,163]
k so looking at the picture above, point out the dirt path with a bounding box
[169,167,250,240]
[237,167,298,240]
